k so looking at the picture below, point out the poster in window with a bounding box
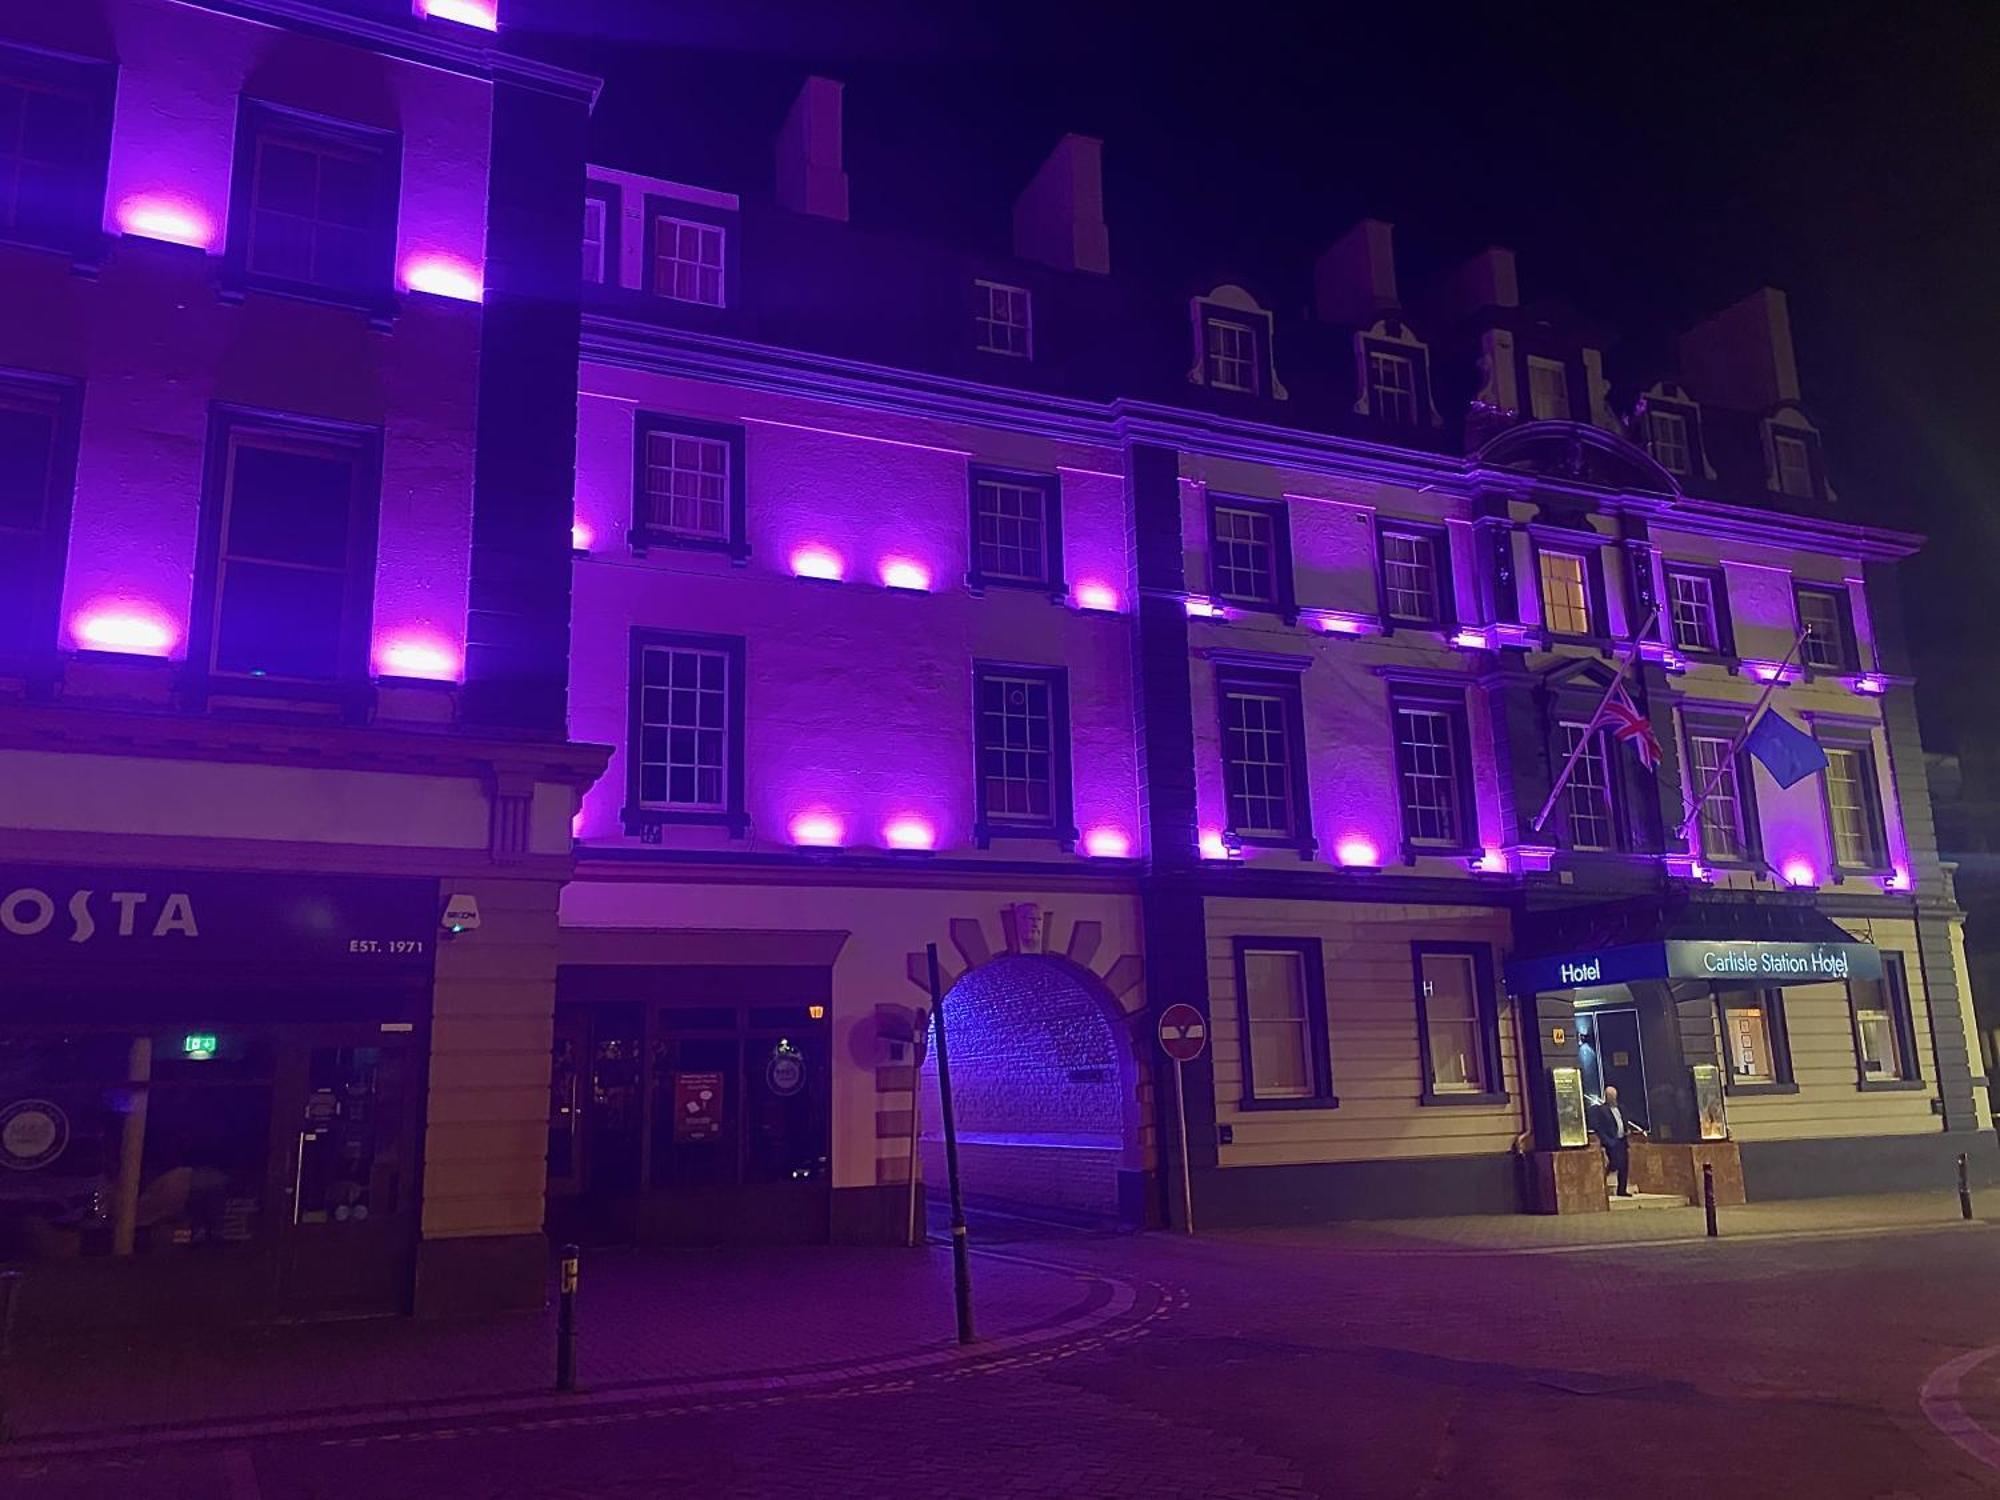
[674,1070,725,1143]
[1692,1064,1729,1141]
[1551,1066,1589,1149]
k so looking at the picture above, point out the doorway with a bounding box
[1577,1007,1649,1132]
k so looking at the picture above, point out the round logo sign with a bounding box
[767,1045,806,1098]
[0,1099,69,1171]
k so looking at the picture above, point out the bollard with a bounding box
[556,1243,579,1393]
[1961,1153,1975,1222]
[1702,1163,1718,1238]
[0,1269,20,1442]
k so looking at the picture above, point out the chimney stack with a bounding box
[775,76,849,221]
[1678,287,1801,410]
[1012,134,1110,275]
[1435,246,1519,324]
[1314,219,1399,326]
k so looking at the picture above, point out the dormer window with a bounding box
[651,213,725,307]
[1368,350,1418,426]
[1645,408,1692,474]
[1527,357,1571,421]
[975,280,1033,358]
[582,180,617,286]
[1205,316,1261,394]
[1773,431,1815,498]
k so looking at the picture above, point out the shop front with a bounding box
[0,866,438,1331]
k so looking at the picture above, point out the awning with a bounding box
[1505,893,1881,995]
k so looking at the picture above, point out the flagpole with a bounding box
[1675,625,1810,847]
[1531,607,1658,834]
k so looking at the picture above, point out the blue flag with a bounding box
[1743,709,1829,789]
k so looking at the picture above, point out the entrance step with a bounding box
[1610,1191,1688,1211]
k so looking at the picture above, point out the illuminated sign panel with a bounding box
[1507,940,1882,995]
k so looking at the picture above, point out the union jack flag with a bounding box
[1594,679,1662,772]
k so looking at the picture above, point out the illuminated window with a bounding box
[1238,945,1319,1101]
[1688,733,1747,862]
[651,214,725,306]
[1558,722,1617,851]
[201,413,377,683]
[974,280,1032,358]
[1719,991,1790,1086]
[1417,949,1489,1094]
[1369,349,1418,425]
[239,106,396,301]
[1216,680,1312,852]
[1395,701,1467,848]
[1795,585,1852,670]
[1538,550,1593,636]
[1381,529,1442,624]
[1205,316,1259,393]
[1773,431,1815,498]
[975,666,1067,832]
[1850,956,1917,1083]
[0,49,111,255]
[1667,568,1722,652]
[1646,408,1692,474]
[1527,356,1571,421]
[972,472,1057,586]
[636,642,731,810]
[1211,501,1284,606]
[0,375,76,661]
[1824,745,1884,870]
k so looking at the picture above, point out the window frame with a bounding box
[1554,718,1624,853]
[225,99,401,316]
[1793,584,1857,673]
[1411,942,1507,1106]
[0,367,81,670]
[1848,952,1923,1092]
[583,178,619,287]
[1231,936,1336,1110]
[1203,313,1262,395]
[1817,731,1890,876]
[1366,347,1419,427]
[966,466,1064,594]
[624,627,748,836]
[1679,708,1763,868]
[971,660,1075,847]
[188,404,383,699]
[1662,563,1734,657]
[973,278,1033,359]
[0,44,116,261]
[1644,403,1698,476]
[629,412,749,560]
[1390,686,1478,857]
[1525,355,1572,422]
[1206,494,1295,618]
[1770,427,1821,500]
[1375,519,1455,630]
[1716,988,1797,1095]
[1215,663,1315,854]
[1532,541,1607,642]
[642,195,734,309]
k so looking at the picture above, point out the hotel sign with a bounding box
[1508,939,1882,995]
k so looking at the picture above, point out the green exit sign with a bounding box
[183,1033,218,1060]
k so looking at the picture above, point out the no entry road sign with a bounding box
[1158,1003,1208,1062]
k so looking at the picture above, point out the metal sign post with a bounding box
[1157,1003,1208,1235]
[927,943,975,1343]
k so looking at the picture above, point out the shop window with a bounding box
[1413,945,1504,1104]
[1231,938,1332,1107]
[1850,954,1920,1087]
[195,408,381,687]
[1718,989,1795,1092]
[649,1005,831,1190]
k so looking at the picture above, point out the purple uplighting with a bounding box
[401,253,484,302]
[73,605,176,656]
[115,194,217,250]
[376,635,462,682]
[788,810,846,847]
[791,546,846,582]
[1334,836,1381,868]
[414,0,498,27]
[1781,858,1818,888]
[1081,827,1132,858]
[878,558,932,592]
[571,520,594,552]
[1072,581,1121,612]
[882,815,937,850]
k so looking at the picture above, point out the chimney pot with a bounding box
[1012,134,1109,275]
[776,76,848,221]
[1315,219,1399,325]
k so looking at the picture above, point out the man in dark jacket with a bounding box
[1589,1084,1635,1197]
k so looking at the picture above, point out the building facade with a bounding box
[0,0,603,1328]
[557,77,1991,1244]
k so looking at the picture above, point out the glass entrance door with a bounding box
[277,1031,419,1318]
[1578,1007,1649,1131]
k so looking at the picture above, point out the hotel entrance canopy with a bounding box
[1505,894,1882,995]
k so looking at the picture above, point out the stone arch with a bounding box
[871,903,1148,1225]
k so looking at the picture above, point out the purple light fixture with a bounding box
[1780,858,1818,888]
[115,194,217,250]
[1072,581,1121,613]
[1334,836,1381,868]
[376,634,461,681]
[882,815,936,850]
[788,809,845,848]
[414,0,498,28]
[571,520,594,553]
[878,558,932,592]
[1198,829,1230,860]
[73,604,177,656]
[400,253,484,302]
[1081,827,1132,858]
[790,546,845,582]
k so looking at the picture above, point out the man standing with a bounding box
[1590,1084,1635,1198]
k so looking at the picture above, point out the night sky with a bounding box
[518,1,2000,753]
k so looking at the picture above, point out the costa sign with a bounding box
[0,885,200,943]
